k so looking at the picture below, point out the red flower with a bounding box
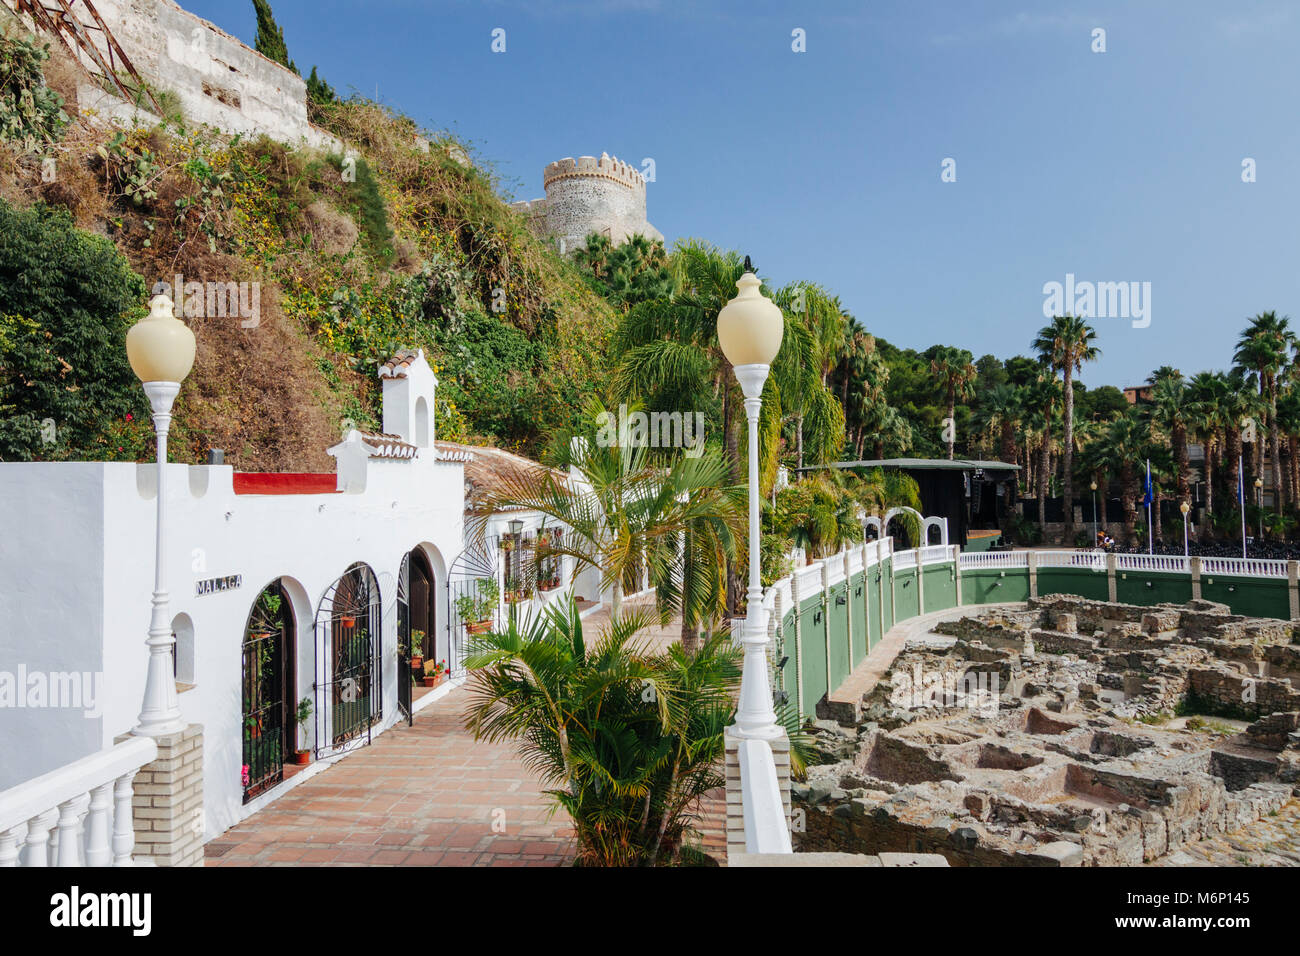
[125,413,133,421]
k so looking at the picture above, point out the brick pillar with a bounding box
[115,724,204,867]
[1107,553,1118,603]
[724,731,792,861]
[1027,550,1038,599]
[1190,556,1202,601]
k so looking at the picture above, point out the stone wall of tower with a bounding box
[511,152,662,254]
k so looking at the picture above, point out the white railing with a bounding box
[959,550,1029,569]
[893,549,917,570]
[1200,556,1289,578]
[1036,550,1107,571]
[736,738,792,854]
[1115,554,1189,574]
[0,736,157,867]
[919,545,951,565]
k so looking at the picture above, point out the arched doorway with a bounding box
[397,549,436,723]
[314,563,382,756]
[241,581,295,802]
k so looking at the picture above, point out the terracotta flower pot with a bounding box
[421,674,445,688]
[466,620,493,635]
[293,750,311,766]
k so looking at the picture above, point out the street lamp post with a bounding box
[1090,481,1098,548]
[1180,500,1190,560]
[717,260,784,742]
[126,295,195,738]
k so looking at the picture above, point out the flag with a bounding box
[1238,457,1245,505]
[1141,460,1153,508]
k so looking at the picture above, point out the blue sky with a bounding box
[185,0,1300,391]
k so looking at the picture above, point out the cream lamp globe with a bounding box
[1180,501,1190,516]
[127,295,196,384]
[717,271,784,367]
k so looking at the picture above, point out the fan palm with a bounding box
[1233,311,1293,513]
[1032,315,1101,541]
[928,346,976,460]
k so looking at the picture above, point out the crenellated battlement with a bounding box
[544,152,647,192]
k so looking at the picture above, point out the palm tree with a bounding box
[1187,370,1231,525]
[974,383,1023,501]
[613,241,843,613]
[463,597,740,866]
[928,346,976,460]
[1146,374,1192,506]
[1234,311,1293,514]
[1021,373,1061,528]
[1095,412,1152,544]
[1032,315,1101,542]
[471,399,744,631]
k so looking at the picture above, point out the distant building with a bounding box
[1124,383,1155,405]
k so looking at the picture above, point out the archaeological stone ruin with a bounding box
[793,594,1300,865]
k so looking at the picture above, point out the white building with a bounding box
[0,349,588,841]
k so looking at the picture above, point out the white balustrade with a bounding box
[1200,556,1288,578]
[892,549,917,570]
[1115,554,1188,574]
[919,545,952,565]
[0,736,157,867]
[1036,550,1107,571]
[958,550,1029,569]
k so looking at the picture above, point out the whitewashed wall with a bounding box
[0,453,464,838]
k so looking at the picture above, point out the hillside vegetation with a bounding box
[0,23,616,469]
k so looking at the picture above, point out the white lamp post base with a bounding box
[727,363,782,741]
[133,381,186,738]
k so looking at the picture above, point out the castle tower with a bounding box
[511,152,662,254]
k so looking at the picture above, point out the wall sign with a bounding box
[196,574,242,596]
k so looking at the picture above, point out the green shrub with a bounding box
[0,31,69,152]
[0,200,148,460]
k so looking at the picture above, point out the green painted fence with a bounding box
[771,546,1295,721]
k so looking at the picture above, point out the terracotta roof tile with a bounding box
[378,349,423,379]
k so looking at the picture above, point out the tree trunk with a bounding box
[1037,438,1048,528]
[1174,424,1189,501]
[1202,438,1214,539]
[1227,426,1242,510]
[796,416,805,470]
[946,398,955,460]
[1062,364,1075,542]
[1000,421,1018,499]
[1268,378,1283,513]
[1121,466,1138,544]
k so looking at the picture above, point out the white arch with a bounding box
[862,515,884,539]
[922,516,949,546]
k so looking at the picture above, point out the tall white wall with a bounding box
[0,454,464,839]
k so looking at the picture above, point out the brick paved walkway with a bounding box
[206,598,726,866]
[205,689,576,867]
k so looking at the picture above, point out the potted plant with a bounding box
[408,629,425,671]
[421,659,447,688]
[457,577,500,634]
[292,697,313,765]
[339,615,356,628]
[504,575,531,604]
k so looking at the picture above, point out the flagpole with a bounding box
[1239,454,1247,558]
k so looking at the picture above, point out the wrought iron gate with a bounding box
[242,581,289,802]
[397,553,412,725]
[446,533,500,677]
[314,563,382,757]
